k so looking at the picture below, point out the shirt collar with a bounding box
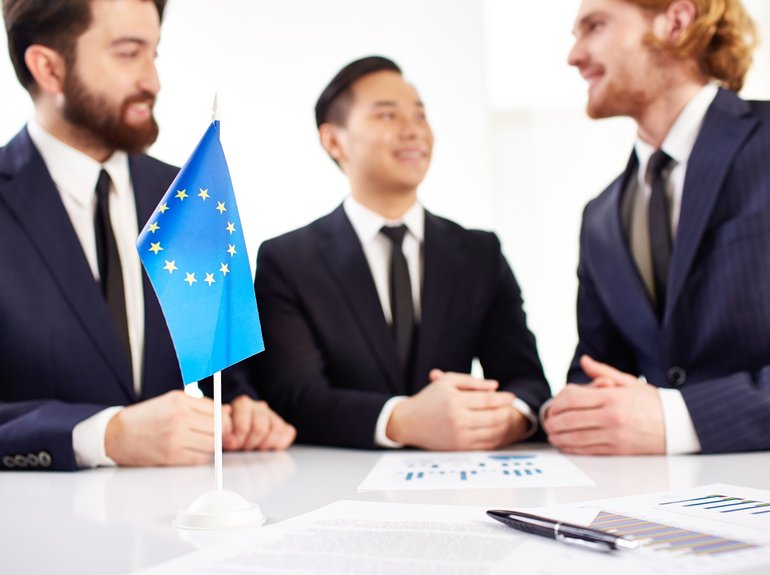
[343,195,425,245]
[634,83,719,177]
[27,118,130,206]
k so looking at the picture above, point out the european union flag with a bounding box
[137,121,263,384]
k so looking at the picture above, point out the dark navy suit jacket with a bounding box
[569,89,770,453]
[0,128,252,471]
[229,205,551,448]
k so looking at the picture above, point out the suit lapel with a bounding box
[0,130,134,399]
[586,154,662,358]
[411,212,455,389]
[316,206,403,394]
[666,89,757,317]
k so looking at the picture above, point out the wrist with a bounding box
[386,399,412,445]
[104,410,125,464]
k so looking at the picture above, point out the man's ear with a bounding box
[319,122,347,166]
[24,44,67,95]
[662,0,697,42]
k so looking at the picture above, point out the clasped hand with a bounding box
[387,369,529,450]
[105,391,296,466]
[543,356,665,455]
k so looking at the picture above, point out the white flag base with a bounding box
[173,489,266,530]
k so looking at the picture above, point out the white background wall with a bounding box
[2,0,769,391]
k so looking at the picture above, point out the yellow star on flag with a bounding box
[198,188,210,200]
[176,189,189,201]
[204,273,216,286]
[226,222,236,234]
[184,272,197,286]
[149,242,163,254]
[216,201,227,214]
[220,263,230,276]
[149,222,160,233]
[158,203,169,214]
[227,244,237,256]
[163,260,177,274]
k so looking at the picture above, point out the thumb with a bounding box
[580,355,637,386]
[429,369,445,382]
[581,355,619,379]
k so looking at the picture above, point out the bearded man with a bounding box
[0,0,294,472]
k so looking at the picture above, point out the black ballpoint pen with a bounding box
[487,509,639,552]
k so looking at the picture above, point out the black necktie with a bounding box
[380,225,415,372]
[94,169,132,367]
[647,150,674,318]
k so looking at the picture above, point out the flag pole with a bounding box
[171,94,265,529]
[214,370,223,490]
[212,93,224,491]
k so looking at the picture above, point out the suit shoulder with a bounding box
[747,99,770,121]
[428,213,502,253]
[258,210,335,256]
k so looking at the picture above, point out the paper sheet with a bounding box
[135,485,770,575]
[356,450,595,491]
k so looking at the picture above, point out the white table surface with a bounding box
[2,443,769,574]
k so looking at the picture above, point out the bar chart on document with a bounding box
[548,483,770,574]
[589,510,760,557]
[357,451,594,491]
[655,490,770,530]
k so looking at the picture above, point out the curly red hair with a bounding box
[627,0,757,91]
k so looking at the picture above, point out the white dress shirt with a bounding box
[28,119,145,467]
[342,196,535,447]
[627,84,718,455]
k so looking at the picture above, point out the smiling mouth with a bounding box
[124,100,154,123]
[394,150,428,160]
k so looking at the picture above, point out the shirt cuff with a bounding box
[658,388,701,454]
[513,398,538,440]
[72,406,123,468]
[375,396,408,448]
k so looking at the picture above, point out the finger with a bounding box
[544,408,602,435]
[580,355,633,385]
[438,372,498,392]
[557,444,620,456]
[546,385,607,416]
[588,376,618,388]
[243,406,271,451]
[186,409,217,436]
[230,400,253,439]
[260,420,296,451]
[463,390,515,410]
[459,404,512,431]
[547,427,611,451]
[186,395,216,417]
[179,428,216,455]
[429,369,444,382]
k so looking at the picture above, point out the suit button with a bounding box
[13,454,28,468]
[38,451,52,468]
[667,367,686,386]
[2,455,14,468]
[26,453,39,467]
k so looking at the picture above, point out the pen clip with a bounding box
[555,532,613,553]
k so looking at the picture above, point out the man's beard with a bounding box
[62,70,159,154]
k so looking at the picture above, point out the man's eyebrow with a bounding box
[109,37,149,49]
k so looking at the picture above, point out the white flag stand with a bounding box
[173,371,266,530]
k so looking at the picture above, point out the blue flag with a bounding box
[137,121,263,384]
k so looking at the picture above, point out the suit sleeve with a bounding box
[476,236,551,422]
[226,241,391,449]
[568,207,640,383]
[0,400,105,471]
